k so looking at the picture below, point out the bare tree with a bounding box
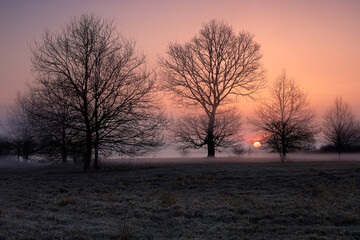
[18,86,78,163]
[160,19,265,157]
[322,97,360,157]
[0,135,10,156]
[172,108,242,153]
[5,101,37,161]
[31,14,165,170]
[252,71,317,162]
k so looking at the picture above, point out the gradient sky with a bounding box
[1,0,360,132]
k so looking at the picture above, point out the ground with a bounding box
[0,159,359,239]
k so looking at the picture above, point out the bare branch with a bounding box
[160,19,264,156]
[30,14,166,169]
[322,97,360,154]
[251,71,318,162]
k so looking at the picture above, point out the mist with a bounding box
[1,2,360,239]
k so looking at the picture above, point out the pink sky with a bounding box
[1,0,359,131]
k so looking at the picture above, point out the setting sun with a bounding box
[253,141,261,148]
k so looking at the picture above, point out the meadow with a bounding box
[0,159,359,239]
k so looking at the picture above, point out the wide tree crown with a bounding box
[161,19,265,116]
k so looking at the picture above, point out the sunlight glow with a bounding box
[253,141,261,148]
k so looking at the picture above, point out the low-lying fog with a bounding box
[1,152,360,169]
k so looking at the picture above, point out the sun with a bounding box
[253,141,261,148]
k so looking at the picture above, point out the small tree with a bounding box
[322,97,360,157]
[0,135,10,156]
[252,71,317,162]
[5,102,37,161]
[160,19,265,157]
[18,87,78,163]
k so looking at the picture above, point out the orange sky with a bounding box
[1,0,359,129]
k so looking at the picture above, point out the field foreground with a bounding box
[0,160,360,239]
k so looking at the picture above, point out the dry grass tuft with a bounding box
[57,197,77,207]
[160,191,177,207]
[341,212,359,225]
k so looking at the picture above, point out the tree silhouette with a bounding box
[31,14,165,170]
[252,71,317,162]
[322,97,360,157]
[5,101,37,161]
[160,19,265,157]
[172,108,242,153]
[18,86,78,163]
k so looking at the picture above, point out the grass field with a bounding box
[0,160,359,239]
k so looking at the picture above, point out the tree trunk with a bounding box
[61,147,67,163]
[94,144,98,169]
[83,96,92,171]
[61,127,67,163]
[207,111,216,157]
[84,128,92,171]
[94,130,99,169]
[207,137,215,157]
[281,138,286,163]
[94,96,99,170]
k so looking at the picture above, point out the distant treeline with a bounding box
[319,144,360,153]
